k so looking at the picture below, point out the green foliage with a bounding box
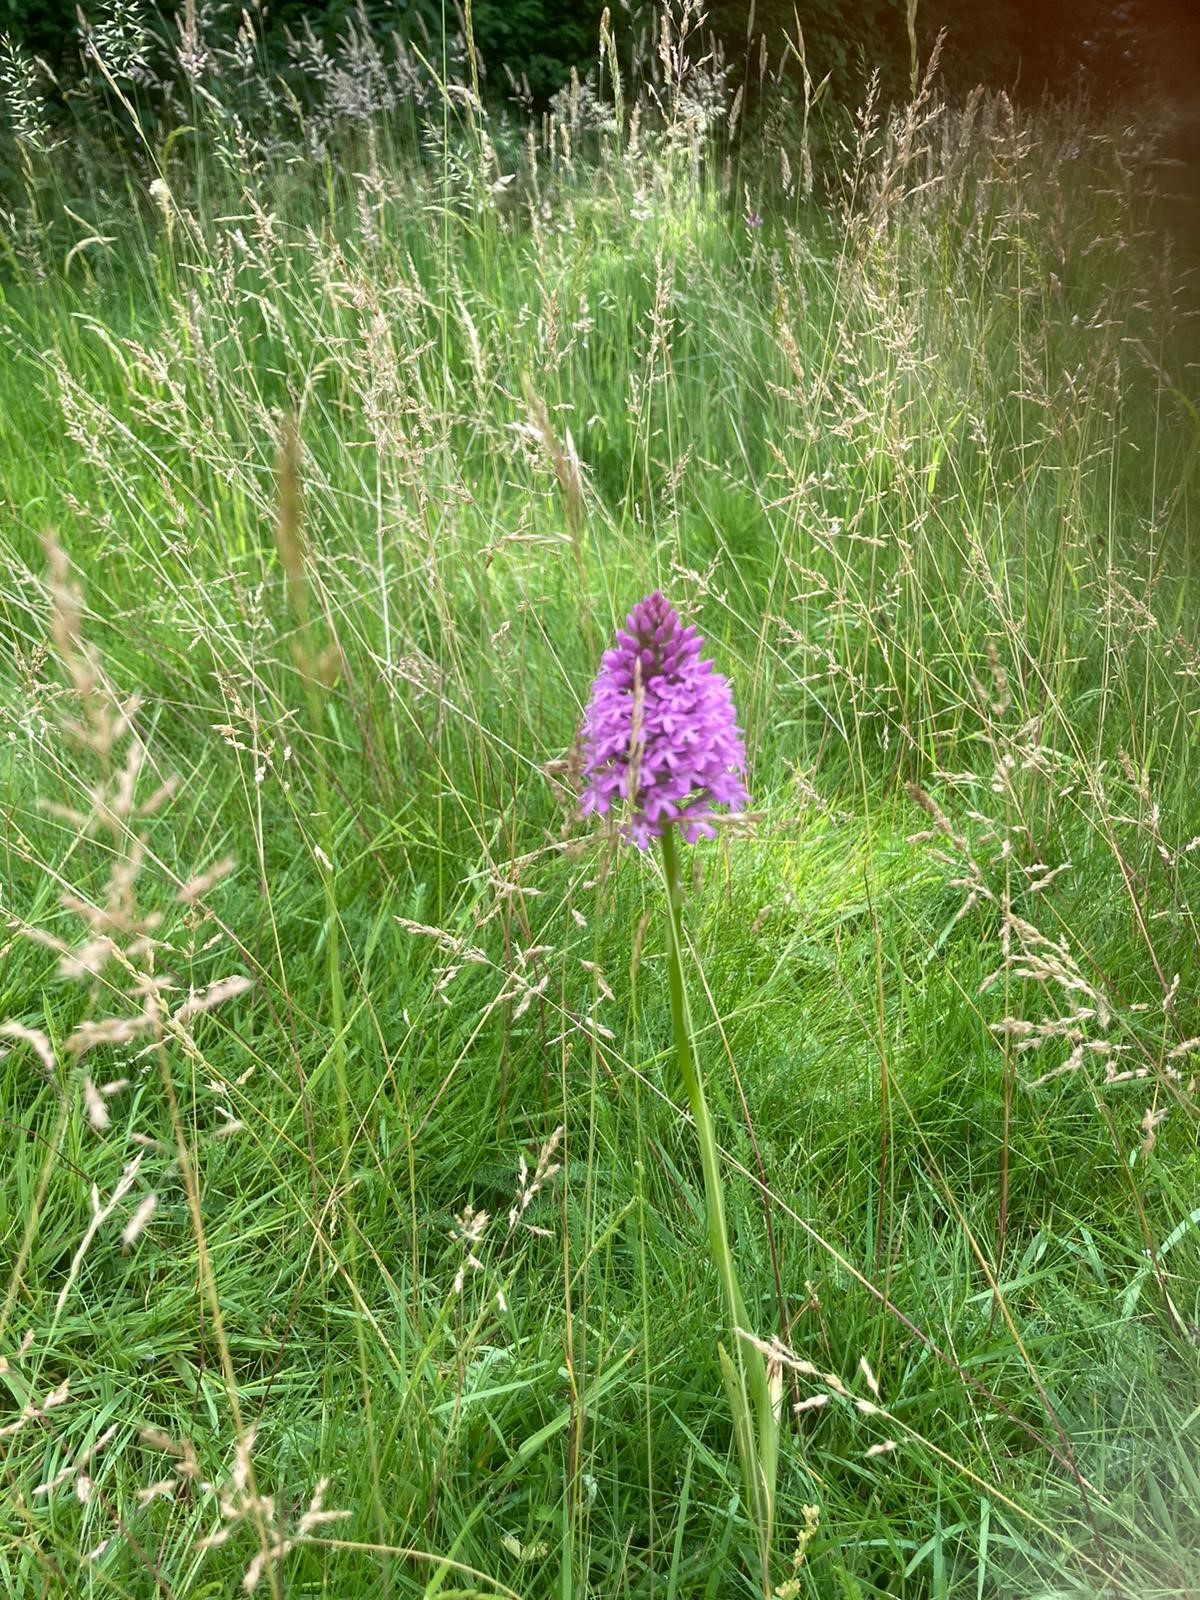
[0,0,605,107]
[1,20,1199,1600]
[707,0,908,100]
[469,0,606,103]
[0,0,73,59]
[0,0,1188,126]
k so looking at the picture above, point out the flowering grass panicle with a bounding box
[581,591,747,847]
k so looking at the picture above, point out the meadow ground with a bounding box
[1,14,1200,1597]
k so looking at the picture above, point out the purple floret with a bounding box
[580,592,748,848]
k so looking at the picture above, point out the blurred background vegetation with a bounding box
[3,0,1200,114]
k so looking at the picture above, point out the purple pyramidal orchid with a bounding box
[581,592,748,848]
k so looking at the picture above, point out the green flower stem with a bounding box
[658,823,779,1593]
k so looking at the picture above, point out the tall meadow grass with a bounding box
[1,5,1198,1594]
